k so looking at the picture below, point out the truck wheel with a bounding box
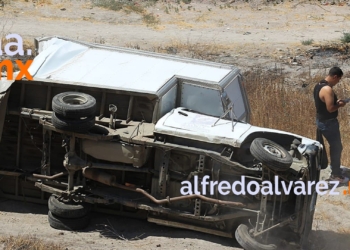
[52,112,95,133]
[235,224,277,250]
[52,92,96,118]
[250,138,293,171]
[48,195,91,219]
[48,211,90,231]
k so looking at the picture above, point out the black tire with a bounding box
[48,195,91,219]
[48,211,90,231]
[235,224,277,250]
[52,92,96,118]
[52,112,95,133]
[250,138,293,171]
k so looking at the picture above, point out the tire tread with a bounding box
[250,138,293,171]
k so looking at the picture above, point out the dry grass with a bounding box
[337,226,350,234]
[0,235,64,250]
[244,68,316,136]
[36,0,53,4]
[170,20,193,29]
[91,0,158,14]
[90,0,160,26]
[142,12,160,26]
[153,39,229,60]
[243,68,350,166]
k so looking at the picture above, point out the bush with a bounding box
[301,39,314,46]
[91,0,145,13]
[340,33,350,43]
[142,13,160,26]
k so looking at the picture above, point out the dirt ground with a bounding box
[0,198,240,250]
[1,0,350,249]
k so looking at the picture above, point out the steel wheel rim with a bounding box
[263,143,285,158]
[62,95,88,106]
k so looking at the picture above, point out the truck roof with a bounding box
[28,37,237,95]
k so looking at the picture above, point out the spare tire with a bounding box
[250,138,293,171]
[52,92,96,118]
[48,211,90,231]
[48,195,91,219]
[52,112,95,133]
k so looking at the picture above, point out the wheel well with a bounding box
[234,132,300,167]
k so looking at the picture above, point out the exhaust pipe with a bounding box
[82,167,248,208]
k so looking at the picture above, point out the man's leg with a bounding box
[317,119,343,176]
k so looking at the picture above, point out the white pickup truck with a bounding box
[0,37,323,250]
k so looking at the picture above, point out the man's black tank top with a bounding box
[313,80,338,121]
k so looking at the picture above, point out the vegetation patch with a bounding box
[243,68,350,166]
[91,0,157,13]
[340,32,350,43]
[301,39,314,46]
[142,13,160,26]
[0,235,64,250]
[153,40,228,61]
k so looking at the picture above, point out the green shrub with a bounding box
[301,39,314,46]
[340,33,350,43]
[91,0,123,11]
[142,13,160,26]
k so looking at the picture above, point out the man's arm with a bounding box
[319,86,346,112]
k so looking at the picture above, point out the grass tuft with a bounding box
[301,39,314,46]
[0,235,64,250]
[340,32,350,43]
[91,0,157,14]
[142,13,160,26]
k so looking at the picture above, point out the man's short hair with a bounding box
[329,67,343,77]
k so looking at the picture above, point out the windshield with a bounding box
[180,83,224,117]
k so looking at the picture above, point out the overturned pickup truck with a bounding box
[0,37,323,249]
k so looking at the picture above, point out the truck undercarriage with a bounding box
[0,37,323,250]
[0,80,321,250]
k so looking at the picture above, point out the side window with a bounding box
[224,78,247,121]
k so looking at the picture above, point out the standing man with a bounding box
[314,67,349,183]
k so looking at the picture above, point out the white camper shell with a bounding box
[30,37,250,122]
